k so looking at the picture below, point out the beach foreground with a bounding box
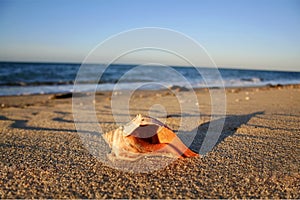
[0,85,299,198]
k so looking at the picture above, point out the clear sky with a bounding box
[0,0,299,71]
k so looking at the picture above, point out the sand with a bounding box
[0,85,299,198]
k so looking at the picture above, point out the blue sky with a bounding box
[0,0,299,71]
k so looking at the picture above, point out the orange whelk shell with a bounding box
[103,114,199,161]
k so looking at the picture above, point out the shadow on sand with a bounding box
[0,115,100,135]
[0,111,265,153]
[184,111,264,154]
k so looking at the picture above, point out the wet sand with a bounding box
[0,85,299,198]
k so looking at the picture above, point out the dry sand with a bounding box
[0,85,299,198]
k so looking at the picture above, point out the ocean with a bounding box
[0,62,299,96]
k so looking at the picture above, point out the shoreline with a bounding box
[0,82,299,98]
[1,82,299,97]
[0,83,299,198]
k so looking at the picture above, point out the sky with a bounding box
[0,0,299,71]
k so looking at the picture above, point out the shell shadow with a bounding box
[178,111,265,155]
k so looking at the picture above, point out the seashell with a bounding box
[103,114,199,161]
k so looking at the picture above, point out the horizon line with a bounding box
[0,60,299,73]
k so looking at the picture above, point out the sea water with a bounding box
[0,62,299,96]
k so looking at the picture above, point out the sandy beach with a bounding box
[0,85,299,198]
